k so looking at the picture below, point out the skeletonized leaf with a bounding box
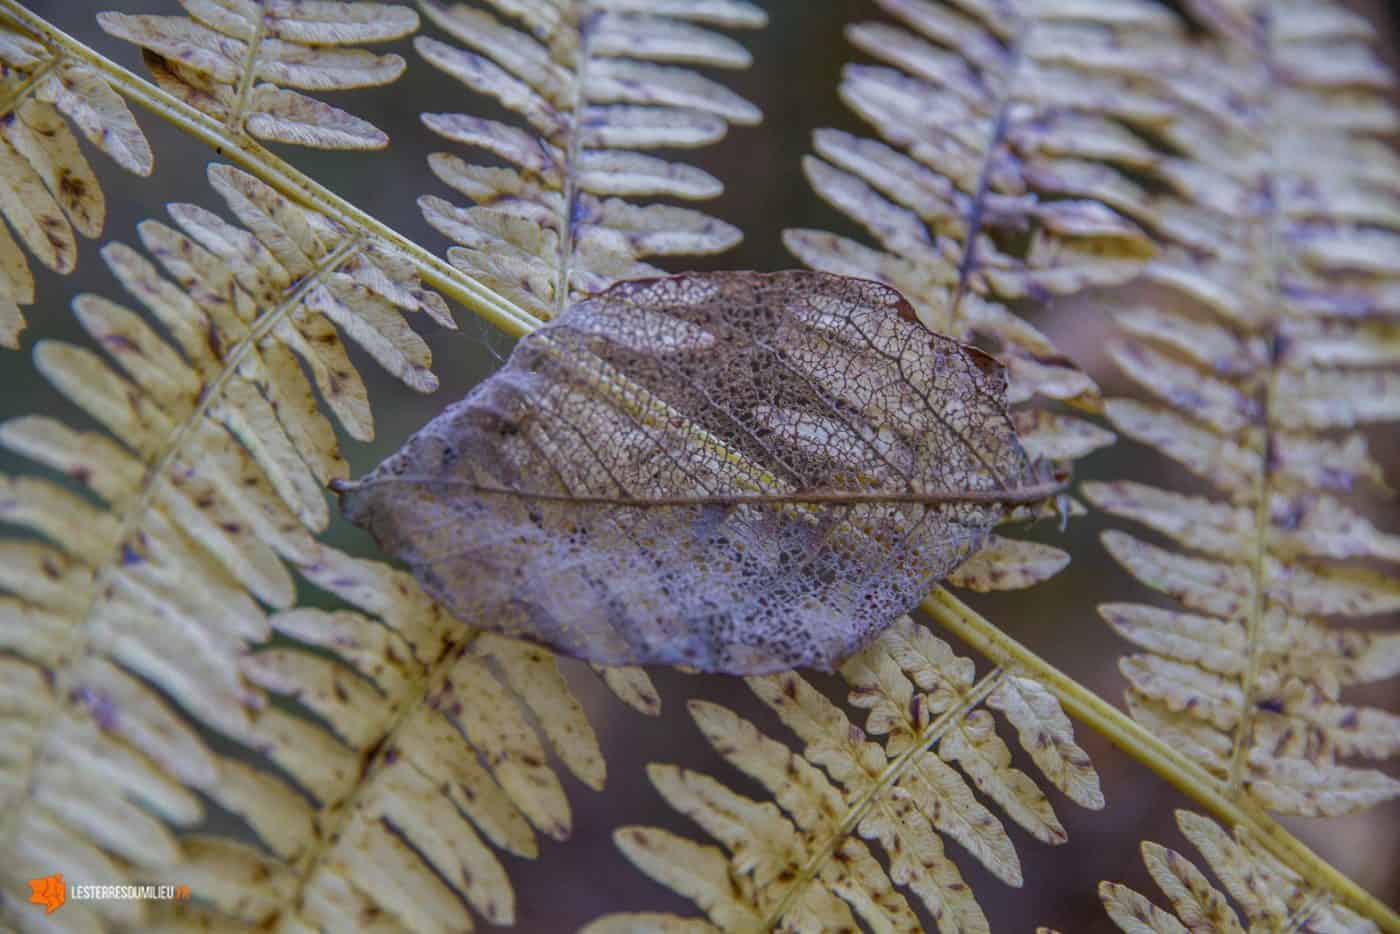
[341,271,1059,673]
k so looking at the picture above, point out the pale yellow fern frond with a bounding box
[0,163,623,933]
[782,0,1195,590]
[1082,0,1400,817]
[1098,810,1379,934]
[0,14,153,348]
[587,616,1103,933]
[414,0,766,320]
[99,0,419,149]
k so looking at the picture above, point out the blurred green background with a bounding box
[5,1,1398,930]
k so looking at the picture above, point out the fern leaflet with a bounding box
[100,0,418,150]
[414,0,766,321]
[783,0,1190,588]
[0,13,153,348]
[1097,810,1379,934]
[0,164,628,933]
[1083,0,1400,817]
[588,616,1103,933]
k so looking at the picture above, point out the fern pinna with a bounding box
[1082,0,1400,818]
[0,162,584,933]
[0,144,703,933]
[587,0,1170,928]
[100,0,419,150]
[0,15,152,348]
[783,0,1181,589]
[1098,810,1379,933]
[414,0,765,320]
[587,0,1399,928]
[588,617,1102,933]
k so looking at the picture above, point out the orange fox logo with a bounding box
[27,874,65,913]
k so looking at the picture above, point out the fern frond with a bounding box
[588,616,1103,933]
[783,0,1186,589]
[785,0,1178,379]
[1082,0,1400,817]
[1,0,539,337]
[414,0,765,320]
[1098,809,1379,934]
[99,0,419,150]
[0,163,620,932]
[0,14,153,348]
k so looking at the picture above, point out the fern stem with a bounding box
[1227,355,1276,796]
[224,0,266,136]
[921,586,1400,931]
[0,1,542,339]
[1225,7,1285,800]
[947,20,1025,332]
[760,667,1008,931]
[554,6,595,318]
[0,46,62,117]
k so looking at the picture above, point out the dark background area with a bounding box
[5,1,1399,930]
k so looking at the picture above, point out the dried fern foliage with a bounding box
[588,616,1103,933]
[783,0,1194,590]
[1081,0,1400,817]
[415,0,765,320]
[0,15,153,348]
[342,270,1065,673]
[100,0,419,149]
[0,163,631,933]
[1098,810,1379,934]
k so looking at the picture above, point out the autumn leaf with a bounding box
[339,271,1061,673]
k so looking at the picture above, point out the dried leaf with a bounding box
[342,271,1059,673]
